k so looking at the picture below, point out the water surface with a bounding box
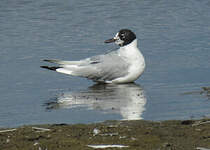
[1,0,210,127]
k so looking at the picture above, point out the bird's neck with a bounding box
[119,39,139,54]
[122,39,138,49]
[118,39,144,61]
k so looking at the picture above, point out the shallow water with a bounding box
[1,0,210,127]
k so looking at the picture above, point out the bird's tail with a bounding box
[41,59,84,76]
[43,59,81,65]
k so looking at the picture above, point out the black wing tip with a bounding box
[43,59,52,62]
[40,66,61,71]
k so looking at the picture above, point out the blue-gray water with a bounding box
[1,0,210,127]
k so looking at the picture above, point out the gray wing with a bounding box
[68,51,129,82]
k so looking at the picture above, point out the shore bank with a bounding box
[1,119,210,150]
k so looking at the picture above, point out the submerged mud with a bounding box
[1,119,210,150]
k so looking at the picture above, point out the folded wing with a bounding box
[41,51,129,82]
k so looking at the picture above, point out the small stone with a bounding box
[93,128,100,136]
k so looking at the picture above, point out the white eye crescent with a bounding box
[121,33,125,39]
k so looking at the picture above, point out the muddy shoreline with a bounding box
[1,119,210,150]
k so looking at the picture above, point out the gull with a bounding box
[41,29,145,84]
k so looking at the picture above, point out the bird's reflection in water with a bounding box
[46,83,146,120]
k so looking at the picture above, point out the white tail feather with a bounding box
[56,68,74,75]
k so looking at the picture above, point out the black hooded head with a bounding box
[105,29,136,47]
[118,29,136,46]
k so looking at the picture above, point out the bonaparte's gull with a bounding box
[41,29,145,84]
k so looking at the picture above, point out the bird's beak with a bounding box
[104,38,116,43]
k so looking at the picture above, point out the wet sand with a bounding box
[1,119,210,150]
